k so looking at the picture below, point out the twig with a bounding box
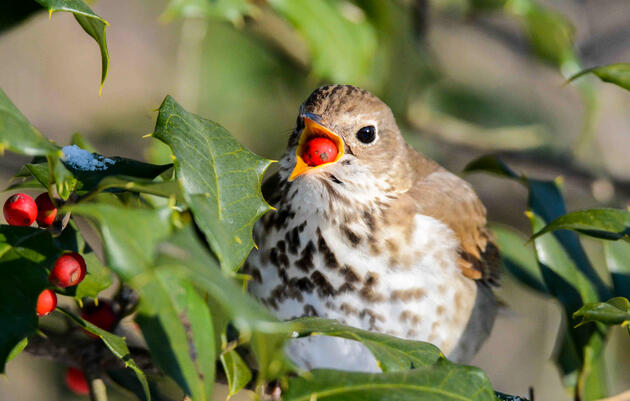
[25,331,160,374]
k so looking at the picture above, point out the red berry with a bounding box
[302,137,338,167]
[65,367,90,395]
[35,193,57,227]
[3,193,37,226]
[36,289,57,317]
[81,301,115,334]
[49,253,86,288]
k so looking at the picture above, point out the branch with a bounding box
[25,331,160,374]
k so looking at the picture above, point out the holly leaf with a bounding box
[94,176,182,201]
[568,63,630,92]
[155,225,292,383]
[283,359,496,401]
[0,88,58,156]
[573,297,630,328]
[532,208,630,242]
[135,269,215,401]
[153,95,273,272]
[220,349,252,399]
[34,0,109,93]
[466,155,609,399]
[68,203,174,281]
[74,251,113,301]
[60,307,150,401]
[294,317,441,372]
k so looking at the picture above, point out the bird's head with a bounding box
[282,85,414,201]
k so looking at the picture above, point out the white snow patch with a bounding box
[62,145,115,171]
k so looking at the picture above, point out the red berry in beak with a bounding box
[65,367,90,395]
[3,193,37,226]
[36,289,57,317]
[35,193,57,227]
[49,253,86,288]
[302,137,338,167]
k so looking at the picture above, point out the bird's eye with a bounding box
[356,126,376,144]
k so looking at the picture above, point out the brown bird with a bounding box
[245,85,499,371]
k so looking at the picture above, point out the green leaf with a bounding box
[294,318,441,372]
[68,203,173,281]
[220,349,252,399]
[604,241,630,298]
[153,95,273,272]
[490,224,548,295]
[93,176,182,200]
[61,147,172,192]
[268,0,378,85]
[74,251,114,300]
[107,368,170,401]
[463,154,519,179]
[568,63,630,92]
[161,0,257,25]
[465,155,610,299]
[0,88,58,156]
[49,152,78,200]
[60,307,150,401]
[155,225,292,383]
[67,203,218,399]
[574,297,630,327]
[6,338,28,364]
[20,156,171,195]
[136,269,215,401]
[528,210,607,399]
[532,208,630,242]
[34,0,110,93]
[0,226,60,372]
[466,155,609,398]
[283,359,496,401]
[504,1,576,68]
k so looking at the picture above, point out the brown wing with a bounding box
[405,165,500,286]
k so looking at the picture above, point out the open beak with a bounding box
[288,116,345,181]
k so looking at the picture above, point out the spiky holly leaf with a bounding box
[0,88,58,156]
[153,95,273,272]
[568,63,630,92]
[532,208,630,242]
[34,0,109,92]
[283,359,496,401]
[294,317,441,372]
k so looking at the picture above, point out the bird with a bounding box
[244,84,499,371]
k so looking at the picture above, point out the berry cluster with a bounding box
[4,193,120,395]
[3,193,87,317]
[3,192,57,227]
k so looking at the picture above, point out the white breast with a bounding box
[246,207,477,370]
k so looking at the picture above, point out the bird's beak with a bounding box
[288,116,345,181]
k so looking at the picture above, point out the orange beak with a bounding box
[288,117,345,181]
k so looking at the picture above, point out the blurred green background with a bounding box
[2,0,630,400]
